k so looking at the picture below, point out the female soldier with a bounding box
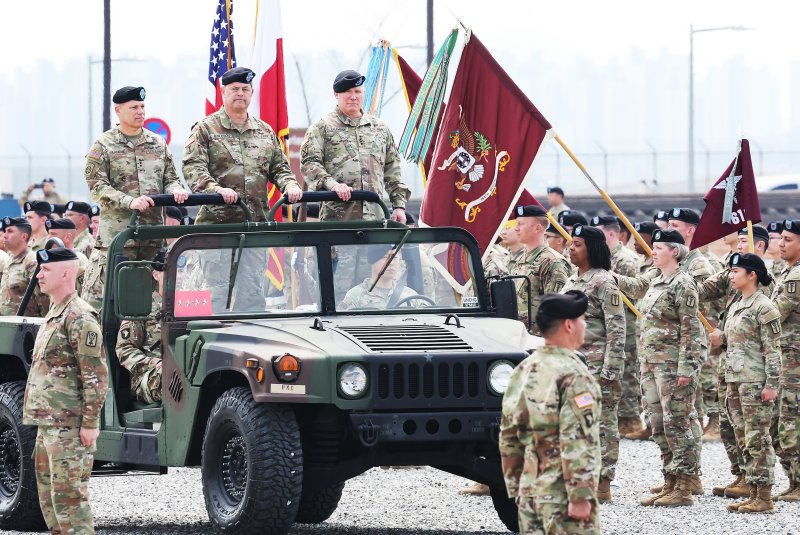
[621,229,705,507]
[561,224,625,502]
[710,253,781,513]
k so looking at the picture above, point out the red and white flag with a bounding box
[205,0,237,115]
[250,0,289,146]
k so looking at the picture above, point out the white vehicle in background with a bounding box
[757,175,800,192]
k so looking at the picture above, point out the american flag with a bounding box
[206,0,236,115]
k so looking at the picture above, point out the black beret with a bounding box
[333,70,365,93]
[572,224,606,241]
[539,290,589,320]
[547,186,564,195]
[42,177,55,184]
[367,244,394,264]
[737,225,769,243]
[784,220,800,235]
[730,253,772,286]
[653,210,670,222]
[668,207,700,225]
[90,205,101,216]
[24,200,52,216]
[65,201,92,215]
[767,221,784,234]
[1,217,31,232]
[152,250,167,272]
[221,67,256,85]
[652,229,685,245]
[36,247,78,265]
[515,204,548,218]
[165,206,184,221]
[51,203,66,215]
[590,215,617,227]
[558,209,588,227]
[112,86,146,104]
[180,216,194,226]
[545,224,561,234]
[634,221,659,235]
[45,218,76,231]
[404,212,415,225]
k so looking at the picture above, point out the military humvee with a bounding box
[0,192,536,534]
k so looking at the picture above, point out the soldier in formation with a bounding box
[562,224,625,502]
[0,217,48,316]
[301,70,410,223]
[24,200,52,252]
[501,290,601,534]
[546,186,570,216]
[64,201,96,258]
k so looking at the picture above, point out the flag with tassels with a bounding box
[362,40,392,116]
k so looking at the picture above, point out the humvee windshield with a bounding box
[172,241,480,317]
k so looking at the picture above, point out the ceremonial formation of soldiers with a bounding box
[1,63,797,535]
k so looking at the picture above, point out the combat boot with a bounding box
[597,477,612,503]
[654,473,694,507]
[619,416,644,436]
[724,475,753,498]
[641,474,675,506]
[458,483,490,496]
[702,413,720,442]
[687,472,704,495]
[776,481,800,502]
[738,485,774,514]
[727,484,757,512]
[625,426,652,441]
[713,473,744,497]
[773,480,798,501]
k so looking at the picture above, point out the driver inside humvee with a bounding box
[339,244,422,310]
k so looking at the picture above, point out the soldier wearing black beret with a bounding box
[558,210,588,233]
[0,217,49,317]
[24,200,53,252]
[546,186,570,217]
[64,202,96,258]
[300,69,410,223]
[653,210,670,229]
[765,221,787,278]
[89,205,100,237]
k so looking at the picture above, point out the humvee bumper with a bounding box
[349,411,501,444]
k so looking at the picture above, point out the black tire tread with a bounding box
[202,387,303,535]
[294,481,345,524]
[0,381,46,531]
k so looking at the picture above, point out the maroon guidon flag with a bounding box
[691,139,761,250]
[419,33,552,257]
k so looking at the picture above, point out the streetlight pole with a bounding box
[88,57,144,145]
[688,24,751,192]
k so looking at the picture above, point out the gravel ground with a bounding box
[7,439,800,535]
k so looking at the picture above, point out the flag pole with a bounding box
[746,220,755,253]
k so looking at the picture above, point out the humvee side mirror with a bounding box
[489,278,518,321]
[115,264,153,320]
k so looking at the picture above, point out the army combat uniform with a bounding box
[509,245,571,334]
[73,229,96,259]
[483,243,510,279]
[0,249,49,317]
[562,269,625,485]
[23,292,107,535]
[500,345,601,534]
[183,108,300,311]
[340,278,418,310]
[301,107,410,221]
[116,294,163,404]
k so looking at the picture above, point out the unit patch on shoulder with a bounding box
[574,392,595,409]
[120,328,130,340]
[770,320,780,335]
[611,293,620,307]
[687,295,696,308]
[86,331,98,347]
[788,282,797,294]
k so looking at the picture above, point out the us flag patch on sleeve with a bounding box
[574,392,594,408]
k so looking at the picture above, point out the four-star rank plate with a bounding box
[174,290,214,317]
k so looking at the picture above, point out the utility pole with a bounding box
[426,0,434,66]
[103,0,111,131]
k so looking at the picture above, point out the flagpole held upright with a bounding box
[746,220,755,253]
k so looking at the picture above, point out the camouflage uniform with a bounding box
[301,107,410,221]
[340,278,418,310]
[80,248,106,313]
[721,291,781,486]
[563,269,625,481]
[0,250,49,316]
[500,345,601,535]
[22,292,107,535]
[73,229,96,259]
[29,233,48,252]
[768,258,787,281]
[505,247,526,274]
[771,260,800,484]
[611,243,642,419]
[637,269,704,476]
[509,245,571,334]
[116,294,163,404]
[547,202,570,217]
[182,108,300,311]
[483,243,510,279]
[19,188,65,206]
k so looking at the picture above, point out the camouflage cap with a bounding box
[45,218,76,231]
[113,86,146,104]
[572,224,605,241]
[36,247,78,265]
[24,200,52,216]
[333,70,365,92]
[652,228,685,245]
[221,67,255,85]
[539,290,589,319]
[65,201,92,215]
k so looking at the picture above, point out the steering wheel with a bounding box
[394,294,436,307]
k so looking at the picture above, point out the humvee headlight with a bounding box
[338,363,368,399]
[488,360,515,395]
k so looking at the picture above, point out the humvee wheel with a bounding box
[0,381,46,531]
[294,481,345,524]
[490,485,519,532]
[201,387,302,534]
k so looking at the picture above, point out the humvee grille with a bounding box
[376,361,481,403]
[338,325,473,353]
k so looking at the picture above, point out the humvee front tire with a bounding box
[490,485,519,532]
[0,381,46,531]
[201,387,302,534]
[294,481,345,524]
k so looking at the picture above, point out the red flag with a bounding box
[508,189,543,219]
[250,0,289,289]
[205,0,237,115]
[420,34,552,256]
[691,139,761,250]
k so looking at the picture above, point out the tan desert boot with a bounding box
[738,485,775,514]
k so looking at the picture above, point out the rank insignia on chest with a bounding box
[86,331,98,347]
[687,295,696,307]
[574,392,594,408]
[788,282,797,294]
[611,294,619,307]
